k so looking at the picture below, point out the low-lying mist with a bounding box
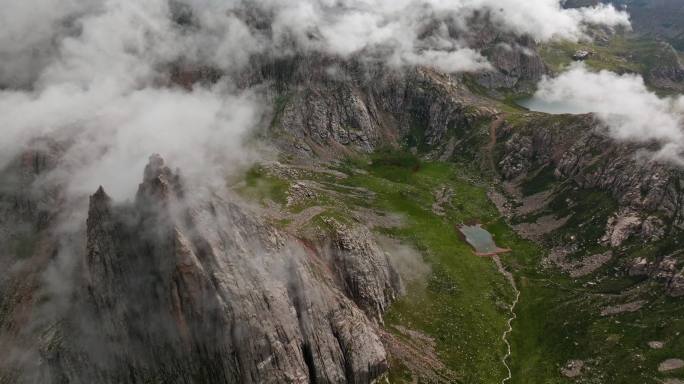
[0,0,631,203]
[532,63,684,164]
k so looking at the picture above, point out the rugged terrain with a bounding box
[563,0,684,93]
[1,3,684,384]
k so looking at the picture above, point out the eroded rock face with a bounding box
[37,155,393,384]
[0,140,63,261]
[268,57,497,158]
[321,218,402,322]
[669,271,684,297]
[627,255,684,297]
[277,83,382,156]
[601,209,643,247]
[646,43,684,92]
[475,39,547,91]
[498,114,684,231]
[0,141,69,384]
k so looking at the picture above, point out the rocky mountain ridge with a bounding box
[1,154,404,383]
[1,7,684,382]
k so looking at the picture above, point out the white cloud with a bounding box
[233,0,629,72]
[0,0,106,87]
[533,63,684,164]
[0,0,262,202]
[477,0,630,41]
[0,0,633,203]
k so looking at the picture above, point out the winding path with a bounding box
[485,114,507,172]
[486,112,518,383]
[493,255,520,384]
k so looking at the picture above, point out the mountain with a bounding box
[612,0,684,51]
[558,0,684,93]
[1,1,684,384]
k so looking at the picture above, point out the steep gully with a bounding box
[486,114,520,384]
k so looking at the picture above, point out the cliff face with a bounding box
[471,30,547,92]
[268,59,499,158]
[493,112,684,298]
[71,155,400,383]
[0,41,534,382]
[275,54,684,252]
[646,42,684,92]
[0,154,402,384]
[498,114,684,227]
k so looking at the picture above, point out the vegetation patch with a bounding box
[234,166,290,205]
[239,147,684,384]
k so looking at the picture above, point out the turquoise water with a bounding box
[516,97,591,115]
[459,225,499,254]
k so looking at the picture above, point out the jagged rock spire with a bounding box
[88,185,112,218]
[137,154,183,202]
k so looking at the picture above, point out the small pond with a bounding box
[459,224,509,256]
[516,96,593,115]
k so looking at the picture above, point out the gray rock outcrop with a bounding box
[3,155,398,384]
[497,114,684,230]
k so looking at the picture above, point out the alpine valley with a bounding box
[1,1,684,383]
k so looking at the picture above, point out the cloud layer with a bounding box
[0,0,631,201]
[0,0,263,201]
[533,63,684,164]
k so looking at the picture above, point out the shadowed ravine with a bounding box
[493,255,520,384]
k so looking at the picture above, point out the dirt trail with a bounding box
[287,206,327,232]
[485,114,507,172]
[493,255,520,384]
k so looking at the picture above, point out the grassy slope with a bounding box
[237,147,684,383]
[342,155,515,383]
[539,34,682,95]
[236,28,684,382]
[540,36,643,75]
[506,166,684,383]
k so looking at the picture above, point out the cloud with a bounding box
[482,1,630,40]
[532,63,684,164]
[0,0,104,87]
[0,0,633,204]
[0,0,263,203]
[226,0,629,70]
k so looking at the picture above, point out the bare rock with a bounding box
[472,33,547,92]
[628,257,651,277]
[545,246,612,278]
[49,156,392,383]
[568,251,613,278]
[322,218,402,322]
[432,186,454,217]
[668,269,684,297]
[561,360,584,378]
[641,216,666,241]
[648,341,665,349]
[286,181,318,207]
[497,113,683,236]
[277,84,381,156]
[601,209,642,247]
[600,300,647,317]
[654,256,679,280]
[515,214,569,242]
[627,256,684,297]
[658,359,684,372]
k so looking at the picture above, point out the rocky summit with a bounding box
[1,1,684,384]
